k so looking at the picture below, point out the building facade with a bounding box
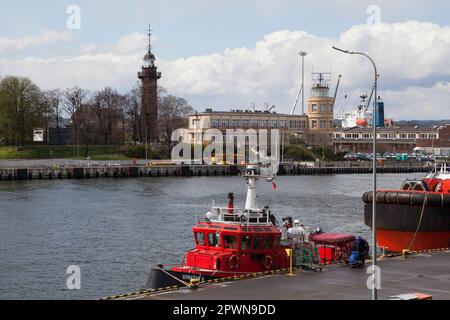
[187,73,335,148]
[188,109,308,146]
[333,125,450,155]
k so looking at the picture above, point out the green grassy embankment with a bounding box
[0,145,150,160]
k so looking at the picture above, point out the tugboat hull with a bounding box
[146,268,218,289]
[376,229,450,252]
[363,196,450,252]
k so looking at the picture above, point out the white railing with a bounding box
[207,206,271,225]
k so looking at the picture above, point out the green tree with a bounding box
[284,145,316,161]
[0,76,45,146]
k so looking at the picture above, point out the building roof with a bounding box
[335,126,438,133]
[191,110,307,117]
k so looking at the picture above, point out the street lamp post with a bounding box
[145,126,148,164]
[332,46,378,300]
[299,51,307,115]
[77,123,81,159]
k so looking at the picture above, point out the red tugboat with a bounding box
[147,159,362,289]
[363,163,450,252]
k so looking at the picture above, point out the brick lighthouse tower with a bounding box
[138,25,161,142]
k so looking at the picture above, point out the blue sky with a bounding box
[1,0,450,119]
[2,0,449,58]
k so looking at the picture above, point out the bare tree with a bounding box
[158,94,195,153]
[127,82,141,144]
[63,87,88,120]
[94,87,122,144]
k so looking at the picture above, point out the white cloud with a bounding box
[0,30,74,53]
[0,21,449,120]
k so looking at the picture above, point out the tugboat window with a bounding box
[208,232,221,247]
[264,236,274,249]
[224,235,238,249]
[241,235,251,250]
[253,236,264,250]
[196,232,206,246]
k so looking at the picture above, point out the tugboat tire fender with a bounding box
[363,190,450,208]
[263,255,273,269]
[228,255,240,270]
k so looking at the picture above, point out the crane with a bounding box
[332,74,342,109]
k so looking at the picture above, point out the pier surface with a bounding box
[135,251,450,300]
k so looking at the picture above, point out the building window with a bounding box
[312,104,318,112]
[231,119,240,127]
[279,120,287,128]
[320,120,326,129]
[270,120,278,128]
[241,120,249,128]
[260,120,268,128]
[408,133,416,139]
[222,119,229,128]
[312,120,317,128]
[212,119,220,128]
[301,120,306,128]
[251,120,259,127]
[320,104,327,112]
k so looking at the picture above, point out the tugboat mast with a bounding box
[244,165,259,210]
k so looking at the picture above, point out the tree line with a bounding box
[0,75,194,154]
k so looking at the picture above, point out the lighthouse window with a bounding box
[241,235,251,250]
[253,236,264,250]
[224,235,239,249]
[196,232,206,246]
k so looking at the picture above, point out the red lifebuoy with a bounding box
[263,255,273,269]
[228,255,240,269]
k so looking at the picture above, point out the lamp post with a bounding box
[145,126,148,164]
[332,46,378,300]
[299,51,307,115]
[77,123,81,159]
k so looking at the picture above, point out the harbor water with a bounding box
[0,173,420,299]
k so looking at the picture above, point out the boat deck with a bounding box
[133,250,450,300]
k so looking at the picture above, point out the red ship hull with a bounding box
[376,229,450,252]
[363,190,450,252]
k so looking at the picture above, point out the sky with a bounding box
[0,0,449,120]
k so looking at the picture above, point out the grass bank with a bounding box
[0,145,161,160]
